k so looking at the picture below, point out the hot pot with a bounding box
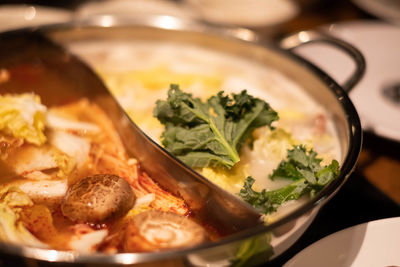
[0,15,363,266]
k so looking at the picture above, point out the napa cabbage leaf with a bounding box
[0,187,47,248]
[0,93,47,145]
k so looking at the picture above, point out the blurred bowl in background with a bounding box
[183,0,299,28]
[76,0,198,20]
[0,4,72,32]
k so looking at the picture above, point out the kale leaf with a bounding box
[153,84,278,169]
[232,233,274,267]
[239,145,340,214]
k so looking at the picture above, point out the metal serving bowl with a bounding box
[0,15,363,266]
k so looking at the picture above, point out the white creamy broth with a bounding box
[69,40,342,217]
[71,41,324,111]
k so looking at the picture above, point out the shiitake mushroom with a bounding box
[124,210,207,252]
[61,174,136,223]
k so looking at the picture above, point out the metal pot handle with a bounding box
[279,30,366,92]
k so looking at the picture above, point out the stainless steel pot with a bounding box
[0,15,364,266]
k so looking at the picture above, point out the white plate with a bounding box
[295,21,400,142]
[352,0,400,24]
[0,4,72,32]
[284,217,400,267]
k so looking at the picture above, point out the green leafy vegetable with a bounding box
[154,84,278,168]
[239,176,308,214]
[232,233,274,267]
[239,145,340,214]
[0,93,47,145]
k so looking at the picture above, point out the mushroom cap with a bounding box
[124,210,207,252]
[61,174,136,223]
